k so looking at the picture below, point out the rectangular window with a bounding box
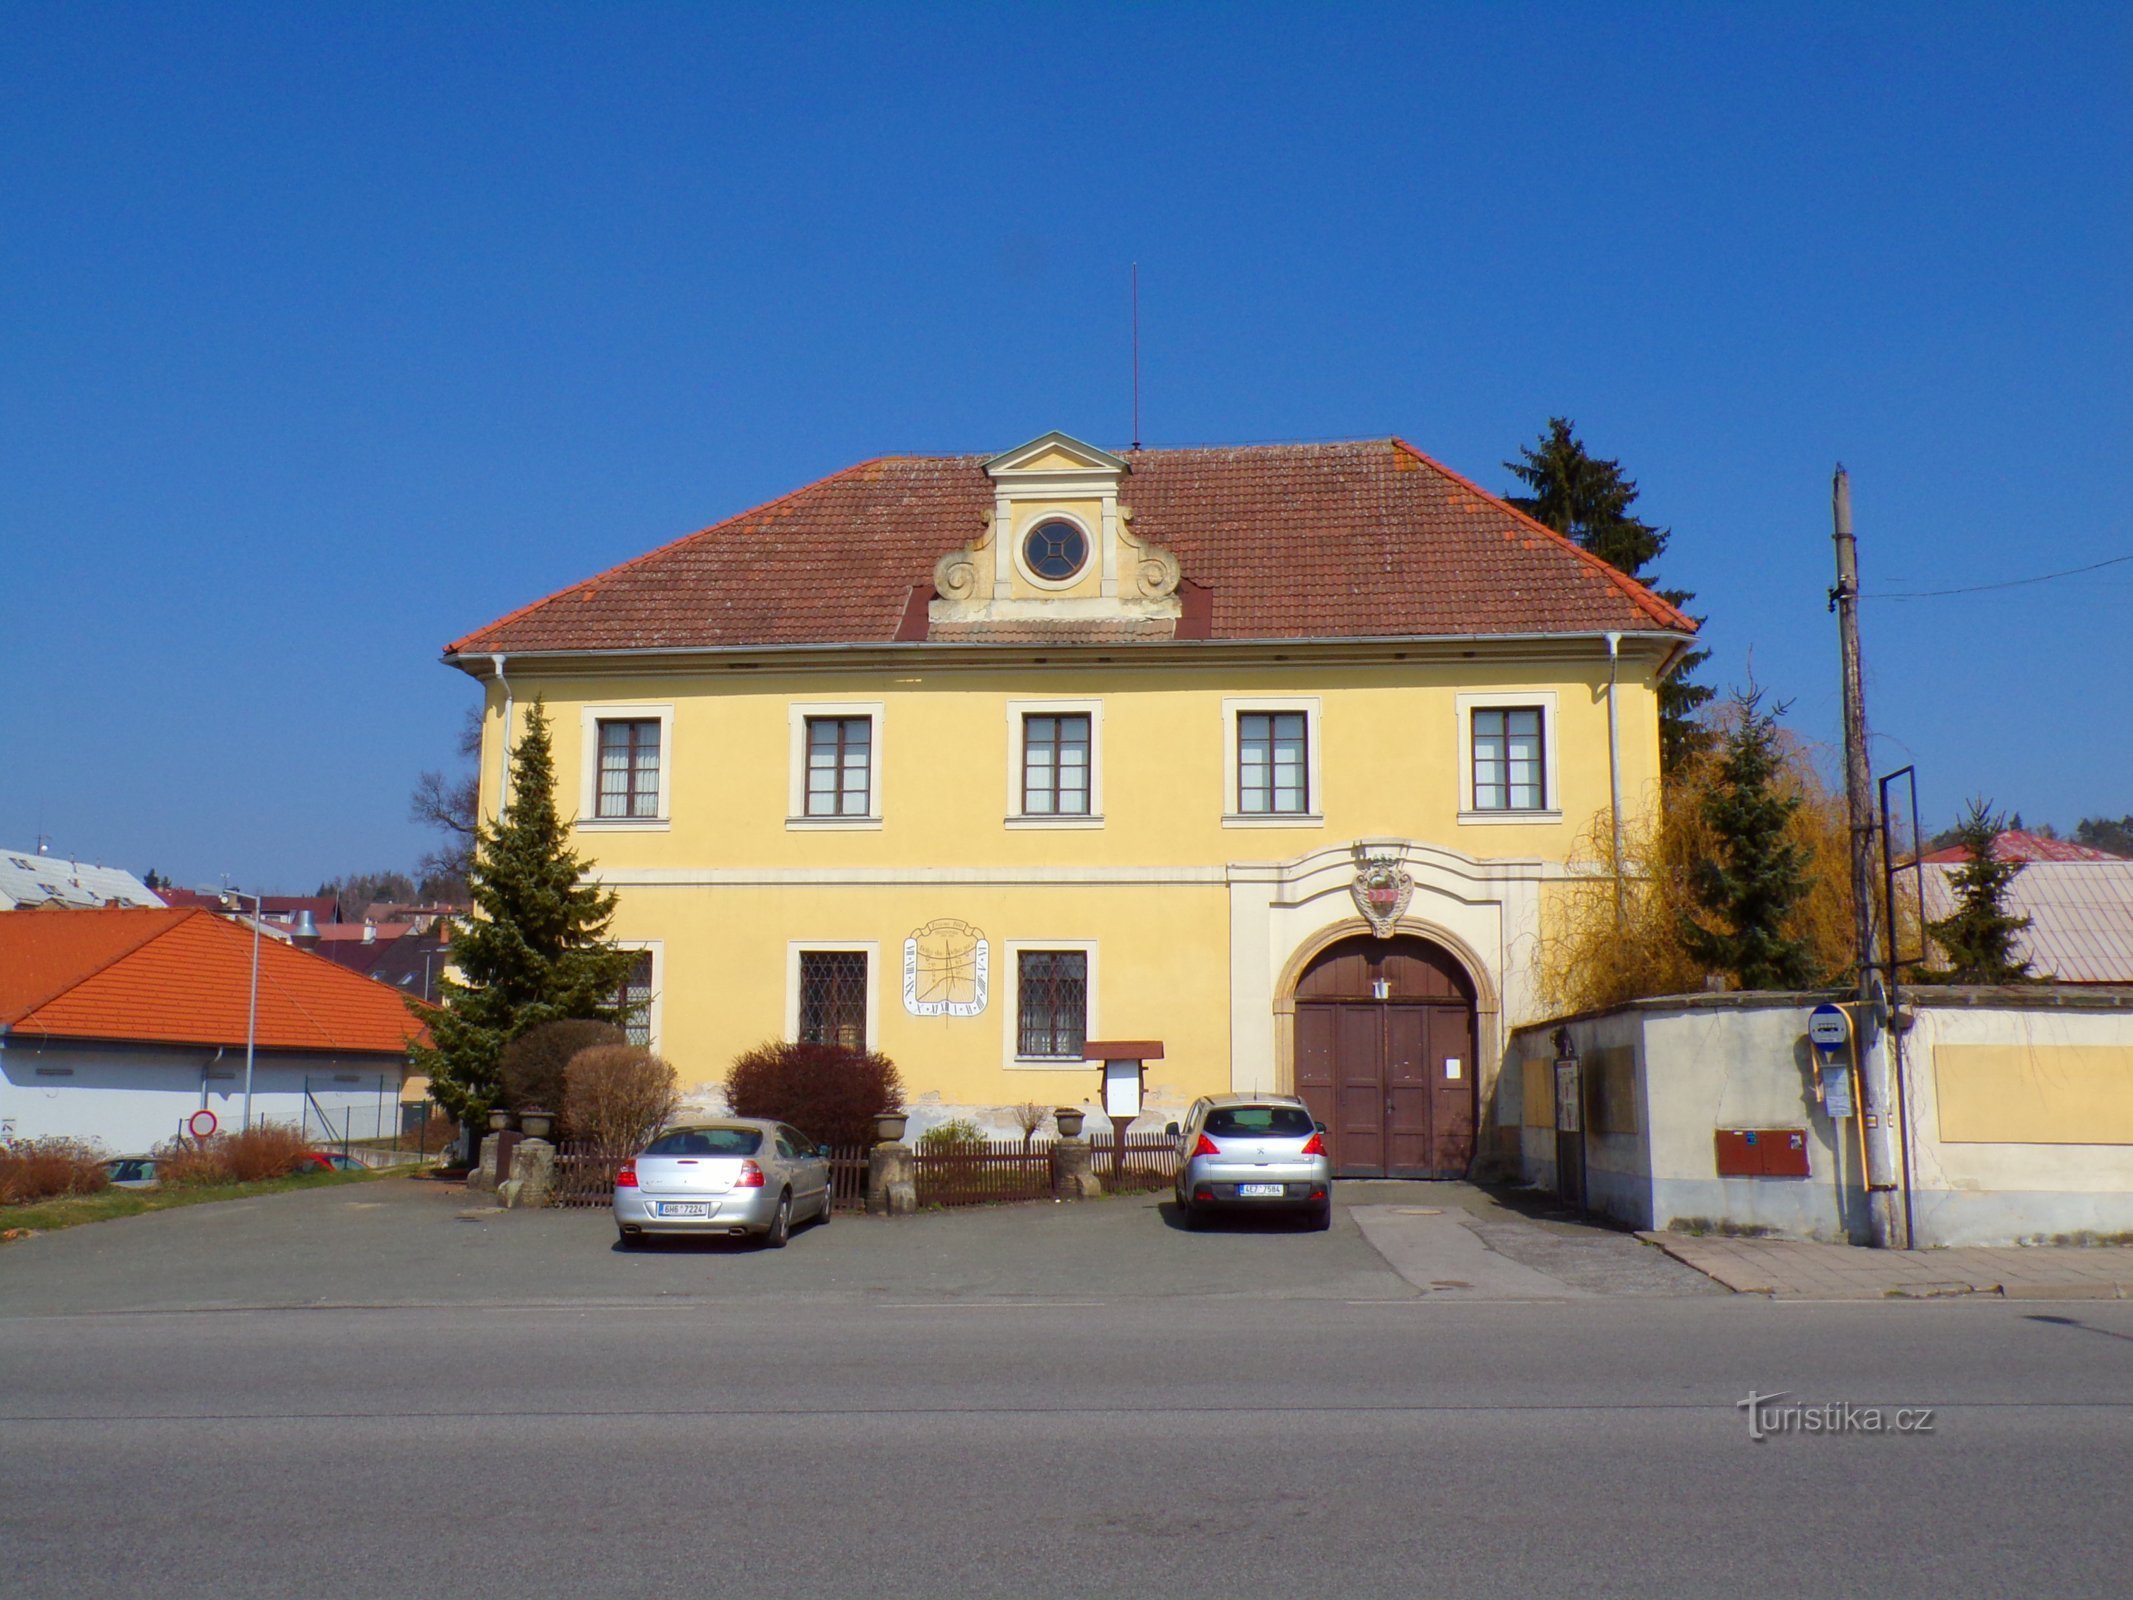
[1016,950,1087,1059]
[1472,707,1546,811]
[797,951,869,1049]
[805,717,872,818]
[596,719,661,819]
[1237,711,1309,815]
[1021,713,1092,816]
[614,952,655,1047]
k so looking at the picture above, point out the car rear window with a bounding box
[642,1128,763,1157]
[1204,1106,1315,1138]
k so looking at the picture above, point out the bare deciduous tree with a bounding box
[1012,1101,1051,1150]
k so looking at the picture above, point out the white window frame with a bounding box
[784,941,880,1051]
[1221,696,1323,828]
[1010,508,1097,592]
[577,703,674,830]
[787,701,885,830]
[1456,690,1562,824]
[1004,698,1104,828]
[1003,939,1099,1069]
[613,940,664,1052]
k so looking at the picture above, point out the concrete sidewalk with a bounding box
[1643,1231,2133,1300]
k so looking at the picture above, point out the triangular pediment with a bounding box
[984,431,1130,480]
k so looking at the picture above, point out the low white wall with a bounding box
[1511,988,2133,1248]
[0,1037,407,1153]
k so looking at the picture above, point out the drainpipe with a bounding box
[490,653,512,821]
[1605,632,1626,926]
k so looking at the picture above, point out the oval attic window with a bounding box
[1022,519,1089,582]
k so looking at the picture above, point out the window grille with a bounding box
[798,951,868,1049]
[1017,950,1087,1058]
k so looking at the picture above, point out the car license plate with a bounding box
[1237,1183,1286,1198]
[657,1202,710,1217]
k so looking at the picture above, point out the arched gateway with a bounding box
[1291,933,1478,1178]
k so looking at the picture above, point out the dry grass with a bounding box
[155,1124,315,1186]
[1540,728,1870,1015]
[0,1138,110,1206]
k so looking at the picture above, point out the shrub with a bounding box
[500,1018,626,1114]
[0,1138,110,1206]
[155,1124,313,1186]
[724,1041,905,1149]
[917,1118,984,1152]
[563,1045,681,1154]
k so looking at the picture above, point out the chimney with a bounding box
[362,920,377,945]
[293,909,320,946]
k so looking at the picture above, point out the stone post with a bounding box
[867,1141,917,1216]
[500,1137,556,1209]
[466,1131,501,1194]
[1050,1137,1103,1200]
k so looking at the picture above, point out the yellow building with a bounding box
[444,433,1695,1176]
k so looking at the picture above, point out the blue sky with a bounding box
[3,2,2127,891]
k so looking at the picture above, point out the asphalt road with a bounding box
[5,1179,2131,1598]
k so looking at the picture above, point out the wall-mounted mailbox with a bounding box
[1715,1128,1810,1179]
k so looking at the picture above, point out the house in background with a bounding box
[0,907,429,1152]
[0,848,163,910]
[1919,830,2133,983]
[441,431,1695,1177]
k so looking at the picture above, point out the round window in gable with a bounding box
[1022,519,1089,582]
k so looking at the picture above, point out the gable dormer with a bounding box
[931,432,1181,625]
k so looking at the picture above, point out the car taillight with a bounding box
[1300,1133,1325,1156]
[1192,1134,1221,1158]
[734,1159,766,1188]
[614,1162,638,1188]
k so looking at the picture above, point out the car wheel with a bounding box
[1179,1200,1203,1231]
[762,1192,792,1249]
[616,1226,642,1250]
[816,1190,833,1227]
[1308,1200,1333,1232]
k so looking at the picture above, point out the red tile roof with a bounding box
[0,908,429,1055]
[445,439,1695,658]
[1917,831,2124,864]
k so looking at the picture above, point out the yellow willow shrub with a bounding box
[1539,731,1863,1015]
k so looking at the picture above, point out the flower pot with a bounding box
[874,1112,909,1144]
[519,1110,554,1140]
[486,1108,513,1133]
[1054,1107,1086,1139]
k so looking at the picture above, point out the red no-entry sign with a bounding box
[187,1109,219,1140]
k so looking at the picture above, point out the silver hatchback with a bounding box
[1170,1094,1333,1229]
[613,1120,833,1249]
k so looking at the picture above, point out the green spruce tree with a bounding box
[1506,418,1714,771]
[1924,800,2034,983]
[1682,688,1816,989]
[411,697,637,1126]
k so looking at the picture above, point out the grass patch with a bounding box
[0,1165,392,1241]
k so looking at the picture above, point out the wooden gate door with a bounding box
[1291,934,1479,1179]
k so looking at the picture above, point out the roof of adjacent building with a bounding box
[1918,830,2124,864]
[445,439,1696,658]
[0,908,430,1054]
[1920,861,2133,983]
[0,850,163,911]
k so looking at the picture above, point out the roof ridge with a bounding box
[1388,438,1698,634]
[1,907,196,1026]
[444,455,899,658]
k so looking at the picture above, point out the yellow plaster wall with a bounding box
[1934,1045,2133,1145]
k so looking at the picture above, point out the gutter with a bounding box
[490,653,512,821]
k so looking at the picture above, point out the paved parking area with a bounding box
[0,1173,1717,1313]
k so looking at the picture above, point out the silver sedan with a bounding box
[613,1120,833,1249]
[1169,1094,1333,1229]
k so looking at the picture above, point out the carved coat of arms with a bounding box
[1351,856,1412,938]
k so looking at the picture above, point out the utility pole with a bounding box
[1830,467,1905,1248]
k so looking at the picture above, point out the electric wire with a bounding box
[1866,552,2133,600]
